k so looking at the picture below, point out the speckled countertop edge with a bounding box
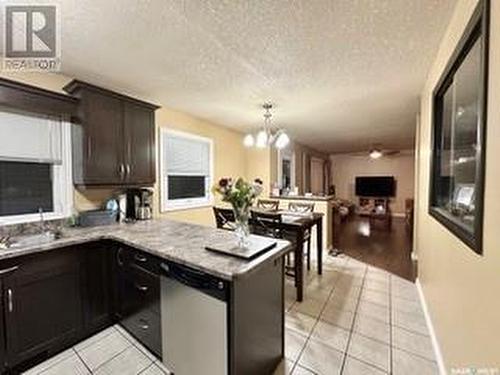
[0,219,292,281]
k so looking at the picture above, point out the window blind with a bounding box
[163,132,210,175]
[0,109,62,164]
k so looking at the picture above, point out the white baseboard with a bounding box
[415,278,447,375]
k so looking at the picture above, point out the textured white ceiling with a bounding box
[10,0,457,152]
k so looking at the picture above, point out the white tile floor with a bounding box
[276,254,439,375]
[23,325,169,375]
[23,254,438,375]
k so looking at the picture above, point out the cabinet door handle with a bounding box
[0,266,19,276]
[135,283,148,292]
[118,164,125,179]
[125,164,131,176]
[134,253,147,263]
[87,138,92,160]
[117,248,124,267]
[138,319,149,330]
[7,289,13,313]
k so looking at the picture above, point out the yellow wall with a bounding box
[245,147,272,197]
[415,0,500,370]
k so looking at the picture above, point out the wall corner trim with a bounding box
[415,278,447,375]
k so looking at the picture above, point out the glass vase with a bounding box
[233,204,250,248]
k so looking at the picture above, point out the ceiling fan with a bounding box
[368,147,400,159]
[347,147,401,159]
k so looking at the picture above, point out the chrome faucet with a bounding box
[38,207,47,234]
[37,208,62,240]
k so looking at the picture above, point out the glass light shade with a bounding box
[369,149,383,159]
[274,132,290,149]
[243,134,254,147]
[255,130,268,148]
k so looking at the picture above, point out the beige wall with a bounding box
[330,152,415,215]
[246,147,272,197]
[415,0,500,370]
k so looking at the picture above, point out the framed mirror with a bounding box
[429,0,489,254]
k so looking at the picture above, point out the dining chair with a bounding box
[250,211,296,280]
[288,202,315,270]
[256,199,280,211]
[212,207,235,230]
[250,210,283,239]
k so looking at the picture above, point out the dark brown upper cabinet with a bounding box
[63,80,159,186]
[0,77,78,118]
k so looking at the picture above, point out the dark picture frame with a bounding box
[429,0,490,255]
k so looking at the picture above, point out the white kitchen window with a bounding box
[0,108,73,225]
[160,129,213,211]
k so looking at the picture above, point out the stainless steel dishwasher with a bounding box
[160,261,228,375]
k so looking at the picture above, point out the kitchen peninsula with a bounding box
[0,219,291,374]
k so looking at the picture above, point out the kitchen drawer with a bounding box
[118,266,160,316]
[116,246,160,275]
[121,308,161,358]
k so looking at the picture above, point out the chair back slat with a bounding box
[250,211,283,239]
[288,202,315,213]
[213,207,235,230]
[257,199,280,211]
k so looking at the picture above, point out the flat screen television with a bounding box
[355,176,395,197]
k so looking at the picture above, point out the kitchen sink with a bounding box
[1,232,61,249]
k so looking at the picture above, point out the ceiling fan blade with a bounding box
[384,150,400,156]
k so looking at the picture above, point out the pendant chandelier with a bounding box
[243,103,290,149]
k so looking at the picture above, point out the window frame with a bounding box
[0,117,73,225]
[159,128,214,212]
[428,0,489,255]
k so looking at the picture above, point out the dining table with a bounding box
[250,208,324,302]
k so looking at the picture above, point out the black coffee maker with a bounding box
[125,188,153,221]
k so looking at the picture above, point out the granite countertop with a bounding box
[270,194,336,202]
[0,219,292,281]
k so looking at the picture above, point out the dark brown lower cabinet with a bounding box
[81,242,113,335]
[0,243,162,373]
[114,246,161,357]
[0,279,6,374]
[2,249,83,371]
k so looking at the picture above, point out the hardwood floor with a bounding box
[333,214,415,281]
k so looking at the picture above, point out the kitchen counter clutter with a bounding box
[0,218,291,280]
[0,219,291,374]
